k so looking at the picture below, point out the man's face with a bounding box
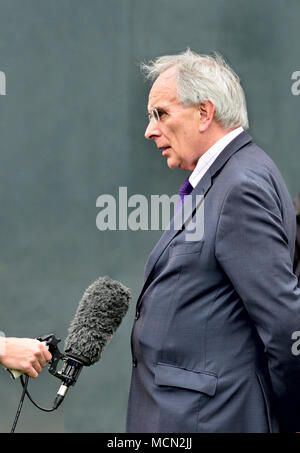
[145,67,202,171]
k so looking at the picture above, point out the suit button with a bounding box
[132,358,137,367]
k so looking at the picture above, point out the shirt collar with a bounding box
[189,127,244,188]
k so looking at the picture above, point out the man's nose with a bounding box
[145,119,161,140]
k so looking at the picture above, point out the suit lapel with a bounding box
[138,130,253,304]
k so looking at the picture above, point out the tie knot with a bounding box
[179,177,193,203]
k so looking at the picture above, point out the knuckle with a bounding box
[23,363,32,373]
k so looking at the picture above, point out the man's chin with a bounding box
[166,158,179,169]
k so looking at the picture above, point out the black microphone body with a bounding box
[53,276,130,408]
[53,356,86,409]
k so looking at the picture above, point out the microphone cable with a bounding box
[10,375,57,433]
[10,375,28,433]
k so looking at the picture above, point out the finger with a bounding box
[34,345,50,364]
[38,343,52,362]
[43,349,52,362]
[31,360,42,375]
[24,365,39,379]
[29,369,39,378]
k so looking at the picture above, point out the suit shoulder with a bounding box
[223,140,286,189]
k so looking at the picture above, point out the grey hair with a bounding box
[141,49,249,130]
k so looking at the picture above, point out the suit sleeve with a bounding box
[215,170,300,432]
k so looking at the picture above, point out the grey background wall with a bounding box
[0,0,299,433]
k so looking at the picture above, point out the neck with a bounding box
[199,122,236,157]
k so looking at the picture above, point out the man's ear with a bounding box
[198,101,215,132]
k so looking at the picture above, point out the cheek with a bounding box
[168,126,183,148]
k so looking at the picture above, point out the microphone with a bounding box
[53,275,131,409]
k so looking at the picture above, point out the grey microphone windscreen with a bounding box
[64,276,131,365]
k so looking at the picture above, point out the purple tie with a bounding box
[179,177,193,204]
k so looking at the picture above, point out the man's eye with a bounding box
[157,110,167,119]
[147,109,168,122]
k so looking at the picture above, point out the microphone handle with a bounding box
[6,369,22,380]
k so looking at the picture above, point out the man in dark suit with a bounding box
[126,50,300,432]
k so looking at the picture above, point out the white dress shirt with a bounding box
[189,127,244,188]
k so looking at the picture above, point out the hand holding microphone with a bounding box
[0,337,52,378]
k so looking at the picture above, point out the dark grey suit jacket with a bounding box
[127,131,300,433]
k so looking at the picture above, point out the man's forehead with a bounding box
[147,67,178,111]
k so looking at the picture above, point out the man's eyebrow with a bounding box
[147,105,168,114]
